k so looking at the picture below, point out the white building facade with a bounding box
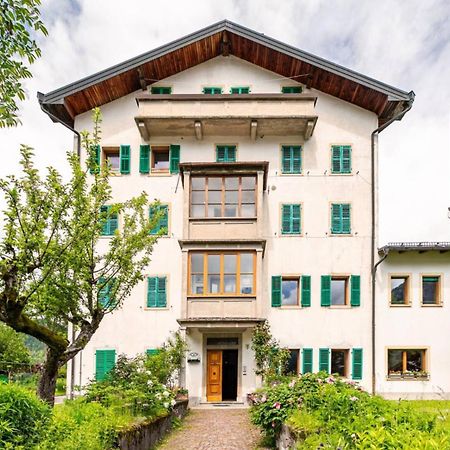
[39,21,449,402]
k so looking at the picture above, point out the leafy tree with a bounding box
[0,323,31,378]
[0,0,48,127]
[0,108,162,404]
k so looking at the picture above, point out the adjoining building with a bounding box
[38,20,446,403]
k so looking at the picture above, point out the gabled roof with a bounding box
[38,20,414,128]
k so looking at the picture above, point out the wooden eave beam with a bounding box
[221,31,230,56]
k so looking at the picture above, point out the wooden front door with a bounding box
[207,350,222,402]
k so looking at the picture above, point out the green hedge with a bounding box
[250,373,450,449]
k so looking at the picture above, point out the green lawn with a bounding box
[404,400,450,429]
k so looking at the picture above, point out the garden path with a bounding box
[156,407,266,450]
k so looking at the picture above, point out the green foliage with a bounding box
[0,108,162,402]
[251,321,290,380]
[250,373,450,449]
[0,323,30,375]
[36,398,132,450]
[0,384,51,449]
[0,0,48,127]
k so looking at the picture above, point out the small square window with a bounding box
[151,86,171,94]
[422,276,441,305]
[390,276,409,305]
[331,349,348,377]
[230,87,250,94]
[331,277,348,305]
[103,147,120,172]
[387,349,427,378]
[151,146,170,172]
[281,278,299,306]
[203,87,222,94]
[282,86,302,94]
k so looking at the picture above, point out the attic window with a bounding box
[230,87,250,94]
[151,86,172,94]
[203,87,222,94]
[282,86,302,94]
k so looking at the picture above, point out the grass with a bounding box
[404,400,450,429]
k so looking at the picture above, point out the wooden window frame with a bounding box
[330,276,350,306]
[387,348,428,379]
[284,349,300,375]
[281,276,300,306]
[331,349,349,377]
[150,145,170,173]
[389,274,411,306]
[102,146,121,173]
[189,175,257,219]
[188,251,256,298]
[421,274,442,306]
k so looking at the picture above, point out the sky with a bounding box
[0,0,449,245]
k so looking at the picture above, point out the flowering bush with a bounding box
[250,372,449,448]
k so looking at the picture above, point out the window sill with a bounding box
[149,171,171,177]
[329,172,353,176]
[280,233,303,237]
[328,305,352,309]
[421,303,443,307]
[386,375,430,381]
[389,303,411,307]
[279,173,303,176]
[189,217,257,222]
[280,305,302,309]
[329,233,353,237]
[187,295,256,301]
[144,307,169,311]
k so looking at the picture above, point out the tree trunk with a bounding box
[37,347,63,406]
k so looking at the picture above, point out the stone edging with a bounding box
[117,400,189,450]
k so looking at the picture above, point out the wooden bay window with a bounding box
[188,252,256,297]
[190,176,256,218]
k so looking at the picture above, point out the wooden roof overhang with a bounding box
[379,242,450,255]
[134,93,317,140]
[38,20,414,129]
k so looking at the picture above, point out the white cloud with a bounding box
[0,0,449,242]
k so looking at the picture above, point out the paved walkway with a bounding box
[157,408,266,450]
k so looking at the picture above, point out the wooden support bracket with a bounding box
[137,120,149,140]
[305,120,315,140]
[194,121,203,140]
[250,120,258,140]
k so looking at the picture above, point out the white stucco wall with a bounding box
[376,252,450,399]
[67,55,437,401]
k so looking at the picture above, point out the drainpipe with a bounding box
[370,92,415,395]
[37,92,81,158]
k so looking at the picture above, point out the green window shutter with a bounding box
[292,146,301,173]
[139,145,150,174]
[169,144,180,174]
[281,204,291,234]
[227,146,236,162]
[89,144,101,174]
[351,275,361,307]
[147,277,157,307]
[95,350,116,381]
[319,348,330,373]
[301,275,311,307]
[149,205,168,235]
[157,276,167,307]
[331,146,341,173]
[321,275,331,307]
[282,86,302,94]
[216,146,226,162]
[342,204,351,234]
[109,212,118,234]
[302,348,313,373]
[100,205,109,235]
[120,145,130,174]
[281,146,301,174]
[281,146,291,173]
[100,206,118,236]
[230,87,250,94]
[216,146,236,162]
[292,204,301,234]
[342,146,351,173]
[151,86,171,94]
[146,349,160,356]
[352,348,363,380]
[331,204,342,234]
[98,277,110,307]
[271,276,282,307]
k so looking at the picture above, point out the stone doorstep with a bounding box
[193,401,248,410]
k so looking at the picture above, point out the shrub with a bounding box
[250,373,450,449]
[0,384,51,449]
[37,398,132,450]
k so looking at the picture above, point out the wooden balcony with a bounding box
[135,93,317,140]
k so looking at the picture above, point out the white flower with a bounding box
[156,393,162,400]
[163,390,170,397]
[147,380,153,386]
[163,402,169,408]
[349,396,358,402]
[170,399,176,406]
[146,370,152,375]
